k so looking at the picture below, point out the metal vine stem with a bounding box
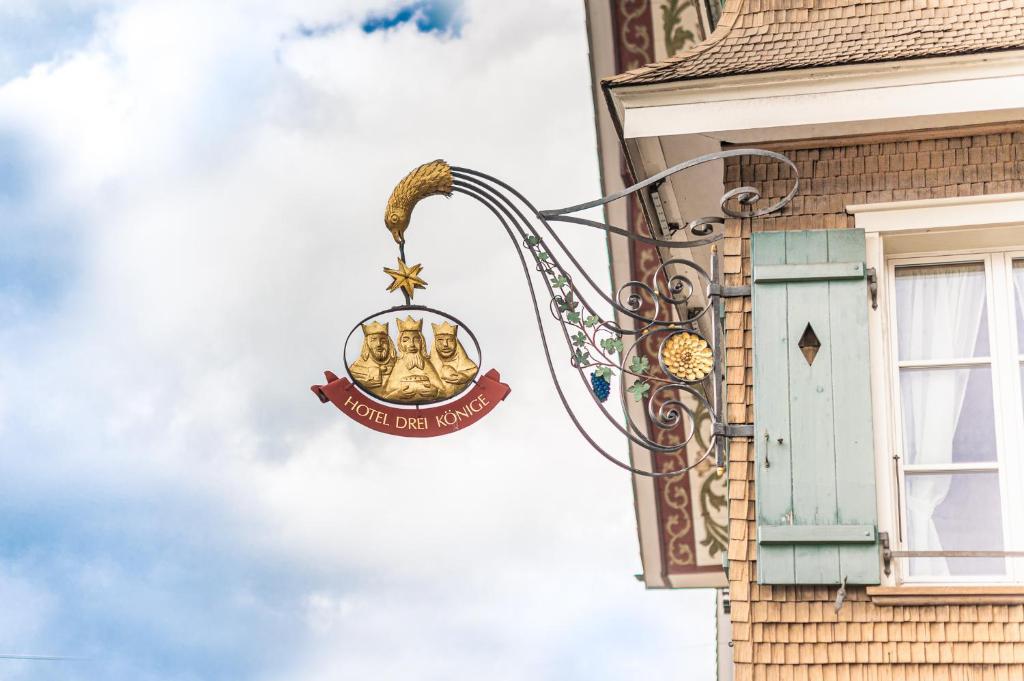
[431,149,797,477]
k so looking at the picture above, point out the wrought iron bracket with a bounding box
[709,283,751,298]
[714,423,754,438]
[415,149,801,478]
[866,267,879,310]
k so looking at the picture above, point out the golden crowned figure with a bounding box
[382,315,445,402]
[429,321,478,398]
[348,320,397,398]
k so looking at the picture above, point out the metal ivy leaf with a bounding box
[557,292,579,312]
[550,274,568,287]
[574,348,591,365]
[595,366,613,380]
[537,252,550,261]
[627,380,650,402]
[525,235,541,246]
[572,332,587,347]
[600,337,624,354]
[629,355,650,374]
[565,310,581,324]
[584,314,600,327]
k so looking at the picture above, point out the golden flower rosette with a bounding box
[660,331,714,382]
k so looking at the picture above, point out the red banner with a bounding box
[312,368,511,438]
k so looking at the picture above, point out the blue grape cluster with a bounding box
[590,372,611,403]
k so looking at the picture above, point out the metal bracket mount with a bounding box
[715,423,754,438]
[880,531,892,576]
[709,283,751,298]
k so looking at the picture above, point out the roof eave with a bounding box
[607,49,1024,145]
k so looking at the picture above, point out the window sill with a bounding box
[866,585,1024,606]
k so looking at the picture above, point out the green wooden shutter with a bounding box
[752,228,879,586]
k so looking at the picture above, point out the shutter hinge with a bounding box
[714,423,754,438]
[709,283,751,298]
[866,267,878,310]
[880,531,892,577]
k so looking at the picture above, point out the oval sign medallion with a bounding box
[312,305,510,437]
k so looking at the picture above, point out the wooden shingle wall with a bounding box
[723,131,1024,681]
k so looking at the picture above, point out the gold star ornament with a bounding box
[383,258,428,299]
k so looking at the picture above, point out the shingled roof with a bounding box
[606,0,1024,87]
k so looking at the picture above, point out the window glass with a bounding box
[899,367,996,465]
[905,471,1005,578]
[895,263,989,361]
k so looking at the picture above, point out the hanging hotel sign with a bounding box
[311,160,510,437]
[312,149,797,475]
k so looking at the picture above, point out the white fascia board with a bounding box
[848,192,1024,233]
[613,51,1024,142]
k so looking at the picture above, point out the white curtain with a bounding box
[897,263,986,576]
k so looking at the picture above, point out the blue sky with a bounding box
[293,1,462,41]
[361,0,463,35]
[0,2,106,83]
[0,1,717,679]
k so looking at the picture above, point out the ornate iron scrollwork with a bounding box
[428,148,799,477]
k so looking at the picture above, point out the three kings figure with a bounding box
[349,315,479,403]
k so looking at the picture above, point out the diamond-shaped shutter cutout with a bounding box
[798,323,821,365]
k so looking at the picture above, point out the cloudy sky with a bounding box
[0,1,717,679]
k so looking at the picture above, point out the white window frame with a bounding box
[848,193,1024,586]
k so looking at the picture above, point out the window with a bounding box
[885,250,1024,583]
[850,194,1024,587]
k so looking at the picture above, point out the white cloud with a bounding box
[0,1,717,679]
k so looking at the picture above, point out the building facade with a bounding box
[587,1,1024,679]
